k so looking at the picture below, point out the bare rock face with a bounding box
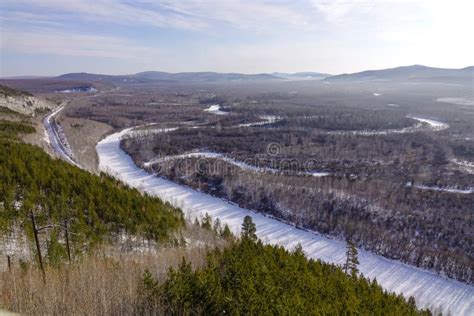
[0,95,54,116]
[0,84,55,116]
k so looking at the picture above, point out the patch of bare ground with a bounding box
[60,117,113,172]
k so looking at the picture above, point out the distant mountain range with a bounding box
[54,71,337,83]
[323,65,473,83]
[1,65,472,93]
[49,65,474,84]
[56,71,284,83]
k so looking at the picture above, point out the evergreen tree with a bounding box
[213,218,221,234]
[156,239,432,315]
[241,215,257,241]
[344,238,360,277]
[201,213,212,230]
[220,224,233,240]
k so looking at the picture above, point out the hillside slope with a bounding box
[325,65,473,83]
[0,114,432,315]
[0,84,54,115]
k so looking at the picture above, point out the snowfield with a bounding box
[204,104,229,115]
[57,87,98,93]
[409,116,449,131]
[437,97,474,107]
[97,127,473,316]
[451,159,474,174]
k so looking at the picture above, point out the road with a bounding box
[43,102,82,168]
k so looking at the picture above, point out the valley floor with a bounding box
[96,127,474,316]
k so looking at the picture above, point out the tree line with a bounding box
[139,216,430,315]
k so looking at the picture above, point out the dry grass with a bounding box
[59,116,113,172]
[0,245,210,315]
[0,222,227,315]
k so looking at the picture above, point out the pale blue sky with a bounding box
[1,0,473,77]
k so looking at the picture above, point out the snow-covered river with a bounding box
[143,151,331,177]
[96,126,473,316]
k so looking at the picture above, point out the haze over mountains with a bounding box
[51,65,472,83]
[0,65,472,93]
[324,65,474,83]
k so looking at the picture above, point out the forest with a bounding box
[0,117,431,314]
[119,85,473,284]
[147,238,431,315]
[0,132,184,265]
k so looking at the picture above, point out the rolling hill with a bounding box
[324,65,474,83]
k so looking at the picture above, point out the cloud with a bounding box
[1,0,208,30]
[1,0,320,32]
[160,1,310,29]
[1,0,472,75]
[1,28,162,60]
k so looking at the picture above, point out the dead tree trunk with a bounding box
[30,210,46,282]
[64,219,71,263]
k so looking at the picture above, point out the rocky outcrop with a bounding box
[0,85,54,116]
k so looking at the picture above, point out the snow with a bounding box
[238,115,281,127]
[204,104,228,115]
[143,151,330,177]
[409,116,449,131]
[58,87,98,93]
[451,159,474,174]
[326,116,449,136]
[387,103,400,107]
[126,126,178,138]
[373,93,381,96]
[437,97,474,107]
[409,184,473,194]
[97,126,474,316]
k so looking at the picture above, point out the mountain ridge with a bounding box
[324,65,474,83]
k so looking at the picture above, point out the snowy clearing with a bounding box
[97,126,473,316]
[57,87,97,93]
[437,97,474,107]
[451,159,474,174]
[204,104,229,115]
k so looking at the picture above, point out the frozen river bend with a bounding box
[97,127,473,315]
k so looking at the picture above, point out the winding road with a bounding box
[43,102,82,168]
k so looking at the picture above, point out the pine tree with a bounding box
[201,213,212,230]
[220,224,233,240]
[344,238,359,277]
[241,215,257,241]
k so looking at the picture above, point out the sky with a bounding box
[0,0,473,77]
